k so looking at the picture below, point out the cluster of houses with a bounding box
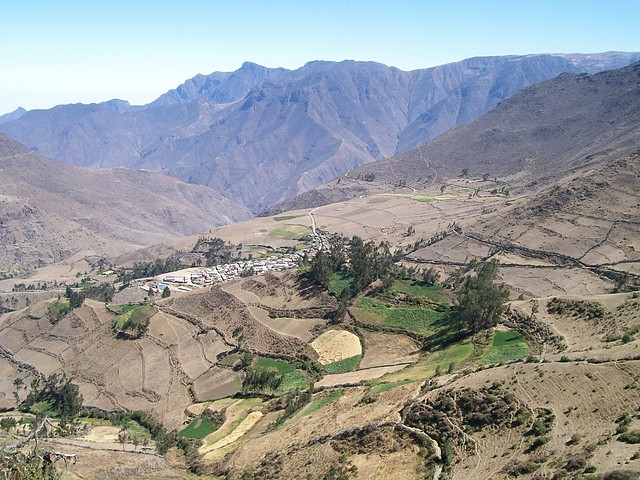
[146,250,315,294]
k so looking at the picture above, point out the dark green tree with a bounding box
[161,286,171,298]
[308,250,334,288]
[451,260,509,333]
[65,286,84,309]
[21,373,83,421]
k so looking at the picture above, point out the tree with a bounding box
[308,250,333,288]
[0,416,76,479]
[65,286,84,309]
[161,286,171,298]
[118,427,128,451]
[451,260,509,334]
[13,377,23,403]
[21,373,83,421]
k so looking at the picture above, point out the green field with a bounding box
[107,303,139,315]
[475,330,529,365]
[323,355,361,374]
[123,420,152,442]
[273,215,305,222]
[268,225,311,241]
[179,417,217,439]
[47,299,71,322]
[204,398,262,446]
[111,304,156,336]
[329,272,354,296]
[296,389,343,419]
[391,279,449,303]
[253,357,309,392]
[369,380,413,394]
[380,342,475,383]
[353,296,449,336]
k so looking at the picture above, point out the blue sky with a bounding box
[1,0,639,114]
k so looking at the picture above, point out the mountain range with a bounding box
[266,60,640,214]
[2,52,639,211]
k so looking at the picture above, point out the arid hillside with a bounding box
[267,60,640,215]
[0,133,250,275]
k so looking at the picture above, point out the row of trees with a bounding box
[192,236,241,267]
[120,254,188,282]
[450,259,509,334]
[64,282,115,308]
[307,235,394,296]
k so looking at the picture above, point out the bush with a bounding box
[618,430,640,444]
[529,435,550,450]
[0,417,17,430]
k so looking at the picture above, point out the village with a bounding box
[139,221,328,295]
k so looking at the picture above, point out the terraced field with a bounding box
[310,330,362,365]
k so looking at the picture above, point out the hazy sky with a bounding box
[1,0,639,114]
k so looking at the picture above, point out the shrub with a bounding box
[618,430,640,444]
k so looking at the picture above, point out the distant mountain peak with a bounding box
[2,52,640,212]
[0,106,27,125]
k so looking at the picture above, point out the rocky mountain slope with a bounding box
[2,53,639,211]
[267,59,640,214]
[0,133,250,274]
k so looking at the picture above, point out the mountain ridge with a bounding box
[265,60,640,214]
[3,52,639,211]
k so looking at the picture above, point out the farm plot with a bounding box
[198,330,234,363]
[200,397,264,460]
[192,367,242,401]
[474,329,529,365]
[310,330,362,365]
[179,417,217,439]
[268,224,311,241]
[499,265,613,297]
[315,365,408,388]
[410,234,492,265]
[380,342,475,384]
[359,330,421,369]
[352,295,449,337]
[231,271,336,311]
[109,303,156,337]
[0,357,22,408]
[538,294,640,357]
[390,279,451,302]
[247,305,324,342]
[249,356,309,393]
[164,287,314,358]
